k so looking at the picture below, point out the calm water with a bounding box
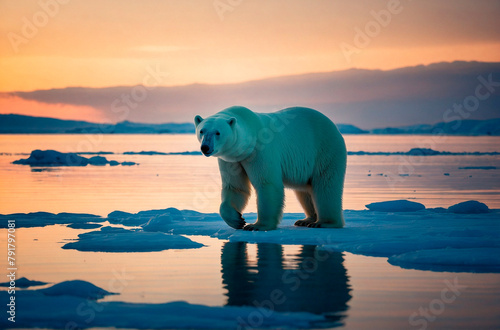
[0,134,499,216]
[2,225,499,329]
[1,134,500,329]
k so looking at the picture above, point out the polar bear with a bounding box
[194,106,346,231]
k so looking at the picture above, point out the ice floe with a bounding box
[62,226,204,252]
[0,280,328,329]
[448,200,490,214]
[67,223,103,229]
[2,200,499,272]
[0,277,48,288]
[13,150,138,167]
[38,280,116,299]
[348,148,500,156]
[0,212,104,228]
[123,150,201,155]
[365,200,426,212]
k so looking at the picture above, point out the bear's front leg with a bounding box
[218,160,251,229]
[220,201,246,229]
[243,183,284,231]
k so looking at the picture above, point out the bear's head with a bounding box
[194,114,237,158]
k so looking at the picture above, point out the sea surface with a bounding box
[0,134,499,216]
[1,134,499,329]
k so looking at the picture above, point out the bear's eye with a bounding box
[200,129,205,134]
[215,131,220,136]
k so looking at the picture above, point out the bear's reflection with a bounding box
[221,242,351,319]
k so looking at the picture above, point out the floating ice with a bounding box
[365,200,426,212]
[62,226,204,252]
[108,207,207,227]
[13,149,88,166]
[0,277,48,288]
[116,148,500,157]
[0,211,104,228]
[123,150,202,155]
[0,286,327,329]
[388,248,500,272]
[448,200,490,214]
[347,148,500,156]
[67,223,103,229]
[39,280,116,299]
[2,201,499,272]
[142,208,185,232]
[124,150,168,155]
[458,166,497,170]
[88,155,108,166]
[13,150,137,167]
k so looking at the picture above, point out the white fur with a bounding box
[195,106,347,231]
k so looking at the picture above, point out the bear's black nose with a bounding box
[201,144,210,154]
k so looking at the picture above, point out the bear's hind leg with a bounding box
[294,190,317,227]
[309,179,344,228]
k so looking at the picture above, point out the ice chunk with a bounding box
[13,149,88,166]
[62,227,204,252]
[0,288,326,329]
[123,150,202,155]
[142,208,185,232]
[388,248,500,272]
[458,166,497,170]
[120,161,138,166]
[88,155,108,166]
[365,200,425,212]
[67,223,103,229]
[124,151,167,155]
[0,211,104,228]
[108,208,184,227]
[448,200,490,214]
[12,149,137,167]
[407,148,441,156]
[0,277,48,288]
[39,280,116,299]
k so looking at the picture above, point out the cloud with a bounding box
[0,94,108,123]
[7,61,500,129]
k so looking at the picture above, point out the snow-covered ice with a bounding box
[2,200,499,271]
[1,199,499,329]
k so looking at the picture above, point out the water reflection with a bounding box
[221,242,351,323]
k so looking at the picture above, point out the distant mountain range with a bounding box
[7,61,500,129]
[0,114,193,134]
[1,114,499,135]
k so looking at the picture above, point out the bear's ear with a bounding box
[227,117,236,127]
[194,115,203,127]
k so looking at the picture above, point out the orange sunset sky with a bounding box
[1,0,499,122]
